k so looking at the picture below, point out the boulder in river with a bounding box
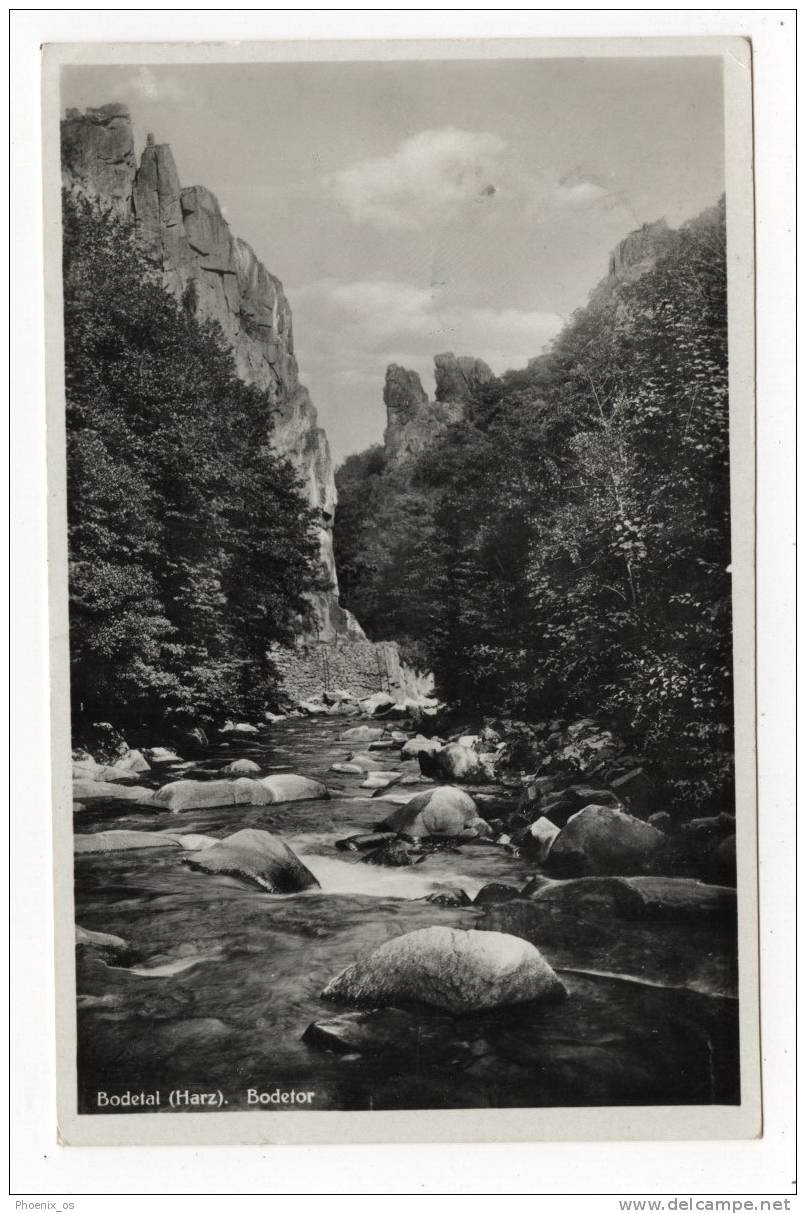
[473,883,523,907]
[219,721,260,735]
[153,773,328,812]
[221,758,261,775]
[72,778,155,804]
[521,816,560,863]
[146,747,180,763]
[360,838,417,867]
[339,725,386,743]
[376,786,488,840]
[360,772,403,790]
[400,734,443,759]
[418,742,494,783]
[547,804,666,877]
[322,926,566,1013]
[181,827,319,893]
[163,833,219,852]
[360,692,397,716]
[346,751,386,770]
[74,830,181,854]
[76,925,127,950]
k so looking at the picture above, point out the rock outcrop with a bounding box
[608,219,673,283]
[61,105,360,643]
[383,353,493,466]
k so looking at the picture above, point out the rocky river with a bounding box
[73,715,739,1115]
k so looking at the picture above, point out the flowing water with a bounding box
[74,717,740,1114]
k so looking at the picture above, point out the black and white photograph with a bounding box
[39,35,761,1149]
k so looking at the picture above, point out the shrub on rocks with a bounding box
[181,828,319,893]
[322,926,566,1013]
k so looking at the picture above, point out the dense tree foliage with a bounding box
[63,193,320,732]
[335,201,732,811]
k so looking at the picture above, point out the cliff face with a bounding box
[61,104,361,643]
[383,353,493,465]
[607,219,673,284]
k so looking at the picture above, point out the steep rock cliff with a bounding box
[383,353,493,466]
[61,105,361,643]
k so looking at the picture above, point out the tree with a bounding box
[63,192,320,731]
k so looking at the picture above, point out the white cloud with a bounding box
[293,277,562,372]
[289,276,564,459]
[327,128,615,231]
[121,67,190,105]
[326,128,509,231]
[552,169,612,210]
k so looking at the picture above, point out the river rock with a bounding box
[322,926,566,1013]
[220,721,260,735]
[76,925,127,950]
[418,742,494,782]
[473,883,522,907]
[347,751,386,770]
[146,747,180,763]
[548,804,666,877]
[360,692,397,716]
[360,839,416,867]
[257,773,330,804]
[339,725,386,743]
[221,759,261,775]
[618,876,737,921]
[424,889,473,907]
[299,700,330,716]
[521,816,560,863]
[609,767,654,816]
[72,778,155,804]
[400,734,443,759]
[360,772,402,790]
[181,828,319,893]
[335,832,396,852]
[163,833,219,852]
[367,739,400,751]
[376,786,488,840]
[153,773,328,811]
[74,830,181,854]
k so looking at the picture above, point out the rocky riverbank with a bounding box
[73,709,738,1113]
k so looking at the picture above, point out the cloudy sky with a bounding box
[62,56,725,463]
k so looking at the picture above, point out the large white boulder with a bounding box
[322,926,566,1013]
[153,773,328,812]
[181,828,319,893]
[376,786,489,839]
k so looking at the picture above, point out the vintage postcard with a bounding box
[42,36,759,1147]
